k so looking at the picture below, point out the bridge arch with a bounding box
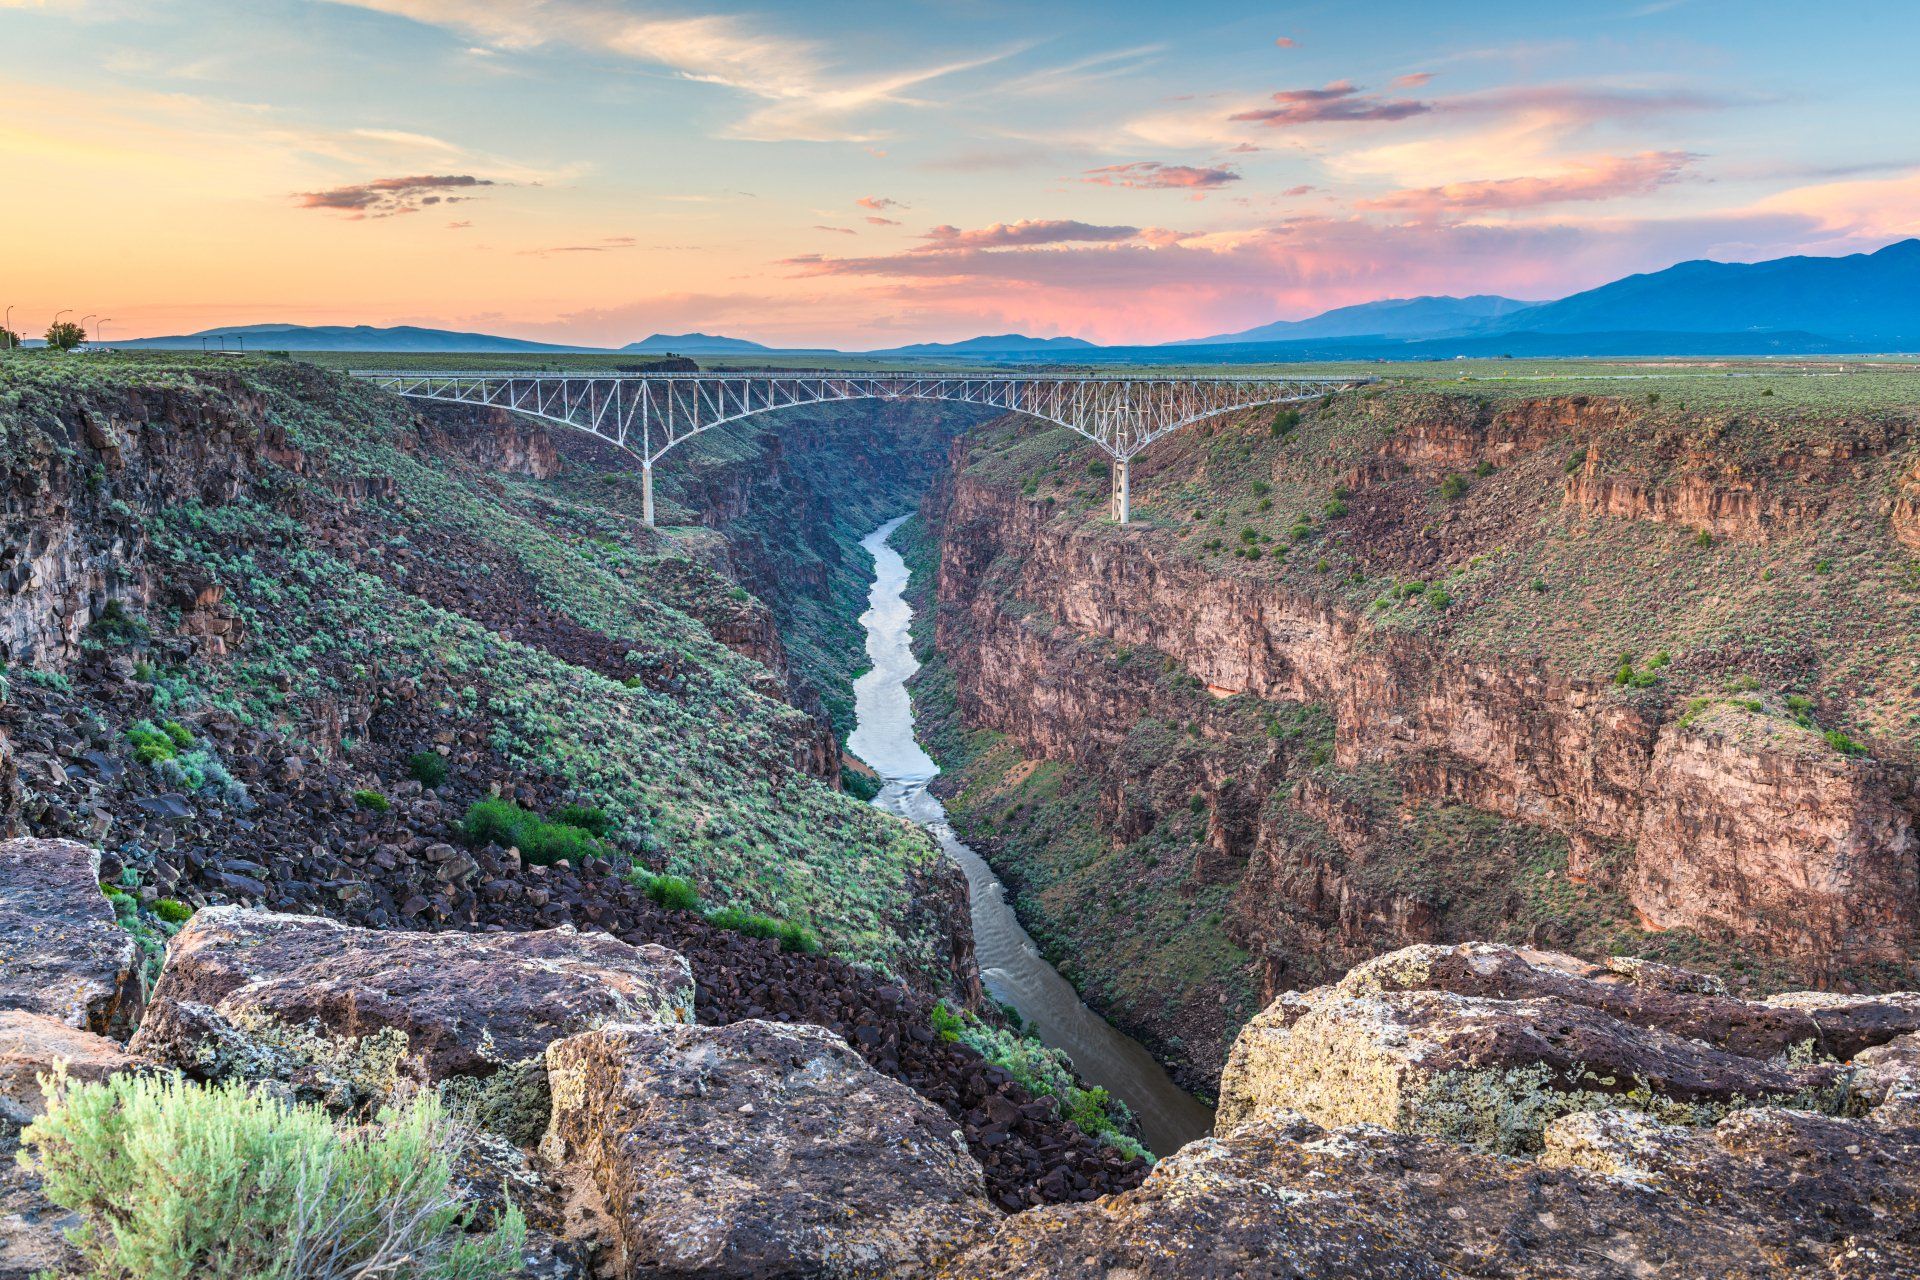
[351,369,1368,524]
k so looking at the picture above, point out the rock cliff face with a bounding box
[919,389,1920,1085]
[934,467,1916,971]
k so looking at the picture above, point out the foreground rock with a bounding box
[1218,942,1893,1151]
[939,1106,1920,1279]
[0,1008,151,1128]
[0,837,144,1037]
[0,1010,152,1280]
[131,906,693,1139]
[543,1018,997,1278]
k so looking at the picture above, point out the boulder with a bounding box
[0,1008,152,1130]
[1218,943,1900,1153]
[130,906,693,1140]
[542,1018,996,1278]
[938,1107,1920,1279]
[0,837,144,1037]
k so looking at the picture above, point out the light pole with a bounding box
[96,319,113,347]
[3,306,12,352]
[80,315,97,347]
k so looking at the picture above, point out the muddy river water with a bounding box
[847,514,1214,1156]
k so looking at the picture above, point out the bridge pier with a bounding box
[641,460,655,527]
[1111,455,1131,524]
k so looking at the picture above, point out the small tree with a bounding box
[45,320,86,351]
[0,326,20,352]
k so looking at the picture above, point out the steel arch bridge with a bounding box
[348,369,1370,524]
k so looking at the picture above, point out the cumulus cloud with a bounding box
[1361,151,1698,216]
[1081,161,1241,189]
[919,219,1142,249]
[294,173,495,218]
[1231,80,1431,126]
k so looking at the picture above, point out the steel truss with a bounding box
[349,369,1369,524]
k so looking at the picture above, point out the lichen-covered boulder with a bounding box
[1218,986,1846,1153]
[0,837,144,1037]
[542,1018,996,1278]
[130,906,693,1141]
[1215,942,1900,1153]
[937,1107,1920,1279]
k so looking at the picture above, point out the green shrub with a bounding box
[1323,498,1349,518]
[1086,458,1109,480]
[153,898,194,925]
[1271,408,1300,437]
[1813,558,1833,575]
[1824,729,1867,757]
[1249,479,1271,497]
[127,720,178,766]
[407,751,450,787]
[462,798,608,867]
[1564,448,1587,473]
[645,872,701,912]
[705,905,820,953]
[1474,460,1497,477]
[351,788,390,812]
[1694,529,1714,549]
[839,767,882,803]
[20,1070,524,1280]
[162,720,194,749]
[551,803,613,837]
[1424,587,1453,609]
[1439,473,1470,501]
[1531,578,1548,593]
[929,1000,965,1043]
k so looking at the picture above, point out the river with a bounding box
[847,514,1215,1156]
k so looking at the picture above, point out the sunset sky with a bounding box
[5,0,1920,347]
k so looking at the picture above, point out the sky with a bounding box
[4,0,1920,348]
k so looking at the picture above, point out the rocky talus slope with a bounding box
[8,849,1920,1278]
[0,355,1146,1219]
[914,381,1920,1088]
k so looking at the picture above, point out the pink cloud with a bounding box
[1231,81,1431,126]
[1081,161,1242,190]
[294,174,496,219]
[780,211,1831,345]
[1393,72,1434,88]
[813,224,858,235]
[857,195,905,210]
[919,219,1142,249]
[1275,36,1297,48]
[865,215,901,226]
[1361,151,1698,215]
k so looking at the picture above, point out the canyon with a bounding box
[4,354,1920,1276]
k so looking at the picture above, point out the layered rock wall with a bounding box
[930,440,1919,979]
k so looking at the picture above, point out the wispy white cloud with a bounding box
[327,0,1026,141]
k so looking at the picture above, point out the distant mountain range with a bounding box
[113,323,581,353]
[1174,295,1543,346]
[620,333,775,354]
[106,240,1920,361]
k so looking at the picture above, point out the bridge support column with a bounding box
[1110,455,1131,524]
[641,460,655,527]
